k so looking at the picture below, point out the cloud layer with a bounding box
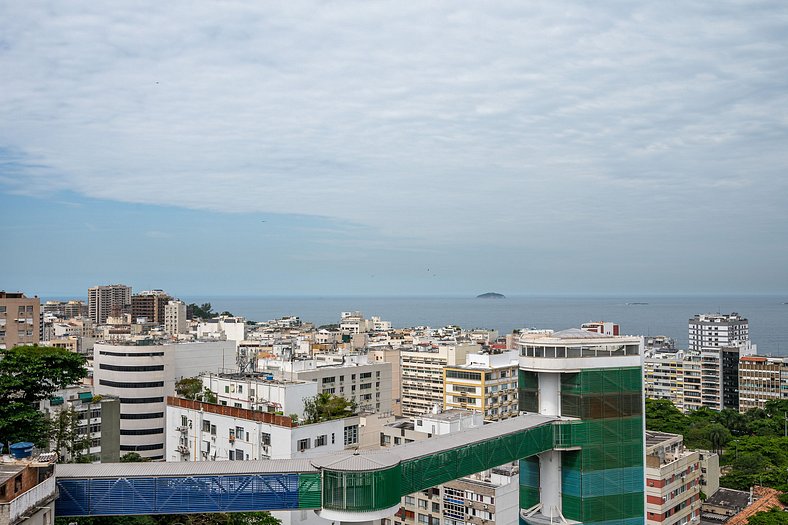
[2,1,788,292]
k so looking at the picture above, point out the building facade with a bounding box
[400,343,477,417]
[645,431,702,525]
[131,290,171,325]
[93,340,235,460]
[0,292,40,349]
[164,300,188,336]
[88,284,131,325]
[443,351,519,421]
[738,356,788,411]
[688,313,749,351]
[165,397,360,462]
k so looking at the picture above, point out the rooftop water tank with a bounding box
[9,442,34,459]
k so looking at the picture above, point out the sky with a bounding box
[1,1,787,298]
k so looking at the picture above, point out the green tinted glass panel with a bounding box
[322,466,400,511]
[298,473,321,509]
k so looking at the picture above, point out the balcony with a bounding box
[3,476,56,525]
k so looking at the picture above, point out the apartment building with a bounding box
[164,300,188,335]
[689,313,749,351]
[400,343,477,417]
[40,387,120,463]
[369,346,403,416]
[131,290,171,324]
[287,356,393,414]
[165,397,360,462]
[443,351,519,421]
[645,431,702,525]
[738,356,788,411]
[93,340,235,460]
[42,300,87,319]
[88,284,131,324]
[200,372,317,418]
[0,292,40,349]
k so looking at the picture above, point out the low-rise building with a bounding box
[0,453,57,525]
[645,431,702,525]
[201,372,317,419]
[0,292,40,349]
[165,397,360,461]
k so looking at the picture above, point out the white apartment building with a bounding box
[165,398,361,462]
[400,343,478,417]
[443,351,519,421]
[688,313,749,351]
[164,300,188,336]
[272,355,393,415]
[93,340,236,460]
[369,346,403,416]
[645,432,702,525]
[196,316,247,343]
[200,372,318,419]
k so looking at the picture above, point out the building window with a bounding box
[236,427,244,440]
[315,434,327,447]
[261,432,271,446]
[202,420,211,432]
[236,448,245,460]
[298,439,310,451]
[344,425,358,445]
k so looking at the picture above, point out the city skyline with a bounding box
[2,2,788,296]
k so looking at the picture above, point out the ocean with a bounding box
[183,295,788,356]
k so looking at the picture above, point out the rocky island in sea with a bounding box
[476,292,505,299]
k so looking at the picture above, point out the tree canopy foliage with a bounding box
[747,507,788,525]
[646,399,788,491]
[189,302,216,319]
[0,345,87,445]
[175,377,217,403]
[303,392,357,424]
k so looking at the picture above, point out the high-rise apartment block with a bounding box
[688,313,749,351]
[88,284,131,324]
[0,291,40,349]
[400,343,477,417]
[131,290,171,325]
[164,300,188,335]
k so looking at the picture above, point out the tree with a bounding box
[50,406,92,463]
[645,399,689,435]
[303,393,357,424]
[0,346,87,445]
[707,423,732,455]
[747,507,788,525]
[175,377,217,403]
[120,452,150,463]
[188,303,216,320]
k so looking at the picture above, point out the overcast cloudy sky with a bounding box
[1,1,787,297]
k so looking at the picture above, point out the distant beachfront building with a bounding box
[738,355,788,411]
[688,313,749,351]
[88,284,131,324]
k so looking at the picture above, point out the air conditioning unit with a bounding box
[176,425,188,432]
[177,445,189,454]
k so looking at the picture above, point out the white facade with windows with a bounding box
[165,401,360,461]
[93,340,235,460]
[200,373,317,419]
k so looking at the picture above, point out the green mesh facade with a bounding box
[519,370,539,413]
[400,423,554,494]
[519,456,540,510]
[559,367,645,525]
[297,473,322,509]
[322,466,401,511]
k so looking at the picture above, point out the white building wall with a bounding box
[94,340,235,459]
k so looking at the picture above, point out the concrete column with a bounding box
[538,372,560,417]
[539,449,562,519]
